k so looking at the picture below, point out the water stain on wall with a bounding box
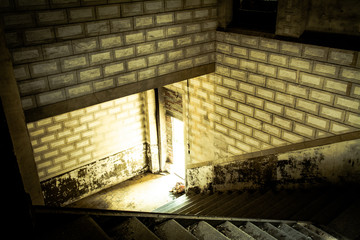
[41,144,148,206]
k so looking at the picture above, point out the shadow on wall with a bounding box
[186,138,360,193]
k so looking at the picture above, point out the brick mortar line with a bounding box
[216,51,358,88]
[215,63,360,114]
[215,35,360,69]
[11,26,216,65]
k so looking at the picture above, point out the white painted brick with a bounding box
[175,11,192,21]
[90,50,112,65]
[289,57,312,71]
[72,37,98,54]
[323,78,348,94]
[306,115,329,130]
[278,68,297,81]
[269,53,288,66]
[263,123,281,137]
[215,85,229,96]
[12,47,42,64]
[346,112,360,127]
[19,78,48,95]
[351,85,360,98]
[37,89,66,106]
[125,31,145,45]
[273,115,292,130]
[104,61,125,76]
[259,39,279,52]
[313,62,338,77]
[229,110,244,122]
[230,69,247,81]
[25,28,55,43]
[177,58,193,70]
[271,136,288,146]
[309,89,333,104]
[223,77,237,89]
[62,55,88,71]
[254,109,272,123]
[232,46,248,57]
[244,135,261,148]
[215,104,228,116]
[134,15,154,29]
[186,23,201,34]
[275,92,295,106]
[30,60,60,77]
[296,98,318,114]
[240,35,259,48]
[239,59,257,72]
[236,140,252,152]
[222,117,236,129]
[340,68,360,82]
[138,67,156,80]
[267,78,286,92]
[264,101,283,115]
[287,83,308,98]
[335,96,360,111]
[328,49,355,65]
[258,63,277,77]
[299,72,322,88]
[114,46,135,60]
[223,55,239,67]
[238,103,254,116]
[13,65,30,81]
[230,90,245,102]
[293,123,315,138]
[96,5,121,19]
[99,34,122,49]
[66,83,93,98]
[156,13,174,25]
[215,123,228,134]
[216,42,231,54]
[329,122,353,134]
[249,49,267,62]
[237,123,252,136]
[148,53,166,66]
[303,45,327,60]
[78,67,102,82]
[284,107,304,122]
[69,7,94,22]
[282,131,304,143]
[248,73,265,86]
[127,57,147,71]
[194,9,209,19]
[121,2,143,17]
[280,42,301,56]
[146,28,166,41]
[256,87,275,100]
[320,105,344,121]
[253,129,270,143]
[56,24,83,39]
[110,18,133,32]
[247,95,264,108]
[49,72,76,89]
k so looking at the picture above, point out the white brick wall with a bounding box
[27,93,147,181]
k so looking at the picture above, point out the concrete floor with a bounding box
[67,172,184,212]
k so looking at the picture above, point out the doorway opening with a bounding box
[170,116,185,180]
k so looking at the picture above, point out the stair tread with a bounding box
[155,219,197,240]
[241,221,277,240]
[260,222,296,240]
[175,193,218,214]
[190,221,230,240]
[277,223,310,240]
[110,217,160,240]
[217,221,255,240]
[195,192,239,215]
[153,194,190,213]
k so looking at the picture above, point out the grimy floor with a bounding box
[67,173,184,212]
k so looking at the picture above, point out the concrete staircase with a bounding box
[153,187,360,239]
[34,206,345,240]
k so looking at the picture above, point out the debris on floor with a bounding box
[171,182,185,194]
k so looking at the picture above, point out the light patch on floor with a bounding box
[67,173,184,212]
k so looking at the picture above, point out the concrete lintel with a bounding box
[25,63,215,122]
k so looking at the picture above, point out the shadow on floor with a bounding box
[67,172,184,212]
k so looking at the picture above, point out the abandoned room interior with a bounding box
[2,0,360,239]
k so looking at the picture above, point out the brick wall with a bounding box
[1,0,217,111]
[178,31,360,168]
[27,92,147,181]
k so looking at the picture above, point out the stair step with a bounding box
[277,223,310,240]
[194,192,237,215]
[297,223,337,240]
[176,193,218,215]
[172,193,213,214]
[153,194,189,213]
[216,221,255,240]
[292,223,323,240]
[190,221,230,240]
[110,217,160,240]
[154,219,197,240]
[240,222,277,240]
[260,222,296,240]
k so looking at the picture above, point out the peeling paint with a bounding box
[186,139,360,193]
[41,144,148,206]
